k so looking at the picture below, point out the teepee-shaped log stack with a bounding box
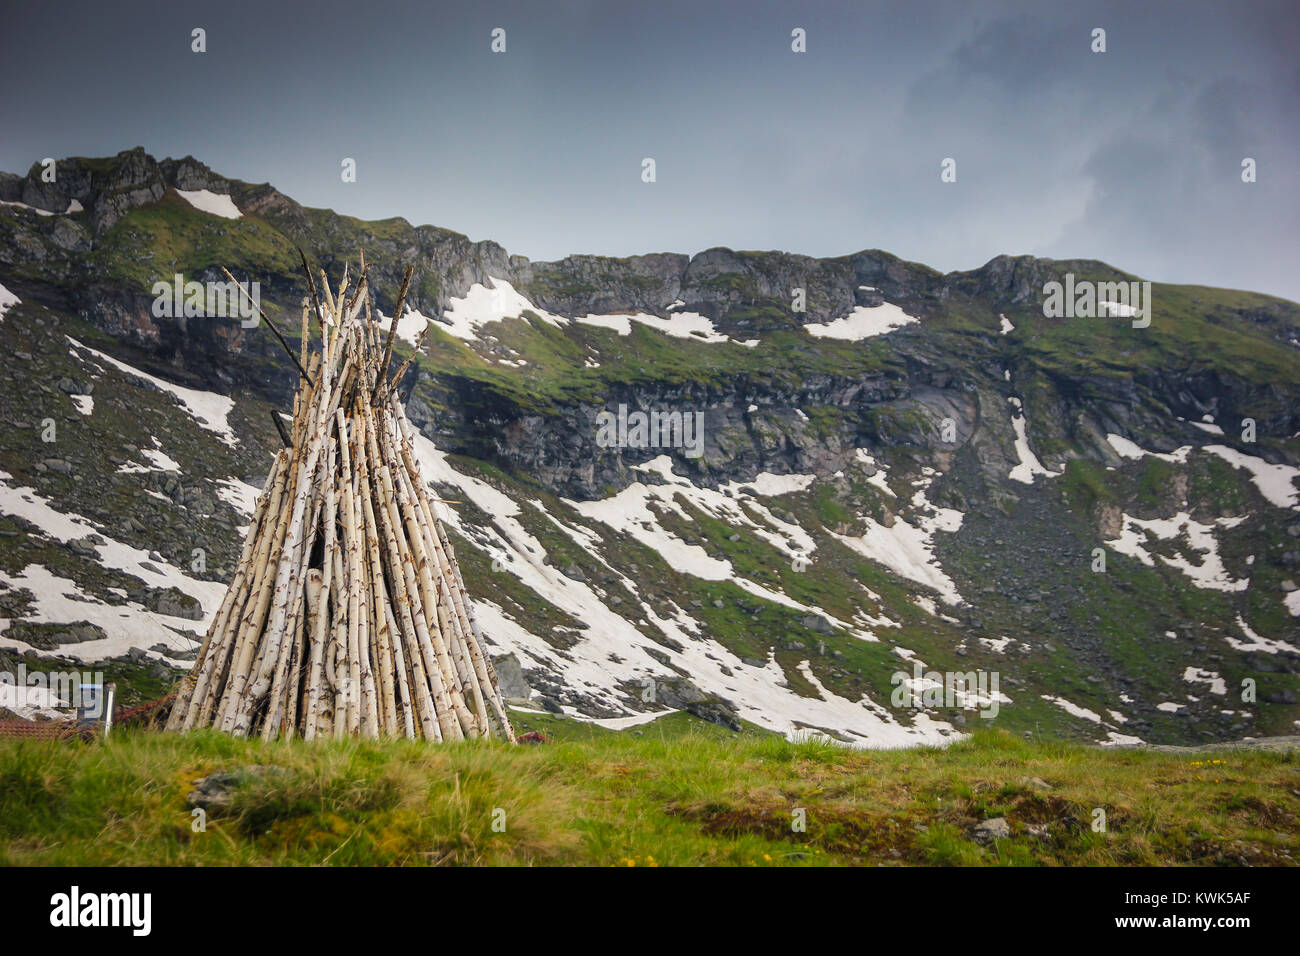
[167,258,515,743]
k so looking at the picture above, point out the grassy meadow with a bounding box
[1,719,1296,867]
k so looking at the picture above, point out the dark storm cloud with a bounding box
[0,0,1295,300]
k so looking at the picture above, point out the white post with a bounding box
[102,683,116,738]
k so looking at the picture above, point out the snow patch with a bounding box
[0,564,204,665]
[1100,731,1144,746]
[573,709,677,730]
[375,307,430,348]
[0,282,19,320]
[175,188,241,219]
[0,199,54,216]
[575,309,732,344]
[1106,511,1247,592]
[1105,433,1192,464]
[1008,397,1060,484]
[855,450,895,497]
[830,473,963,605]
[803,301,918,341]
[1285,590,1300,617]
[979,636,1014,654]
[215,478,264,517]
[1224,614,1298,655]
[118,446,181,474]
[438,278,567,340]
[0,477,223,627]
[1183,667,1226,695]
[1042,695,1103,724]
[0,681,70,711]
[1203,445,1300,509]
[439,277,751,347]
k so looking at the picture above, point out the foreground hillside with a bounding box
[0,727,1295,866]
[2,148,1299,748]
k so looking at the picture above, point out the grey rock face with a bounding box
[50,623,107,645]
[136,587,204,621]
[654,676,742,731]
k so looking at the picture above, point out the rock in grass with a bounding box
[186,766,289,811]
[970,817,1010,845]
[800,614,835,636]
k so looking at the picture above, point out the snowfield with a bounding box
[430,276,918,349]
[0,476,224,665]
[0,276,1291,751]
[830,466,964,606]
[1105,433,1192,464]
[1204,445,1300,509]
[405,439,957,747]
[1105,434,1298,509]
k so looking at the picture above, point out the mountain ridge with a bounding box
[4,146,1236,320]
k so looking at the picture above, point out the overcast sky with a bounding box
[2,0,1296,300]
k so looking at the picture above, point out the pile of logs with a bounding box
[167,257,515,742]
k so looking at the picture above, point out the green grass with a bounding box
[91,192,301,291]
[1019,280,1300,432]
[403,312,903,418]
[1136,457,1177,509]
[1061,457,1117,514]
[0,727,1295,866]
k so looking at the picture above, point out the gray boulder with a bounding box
[491,652,533,700]
[970,817,1011,845]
